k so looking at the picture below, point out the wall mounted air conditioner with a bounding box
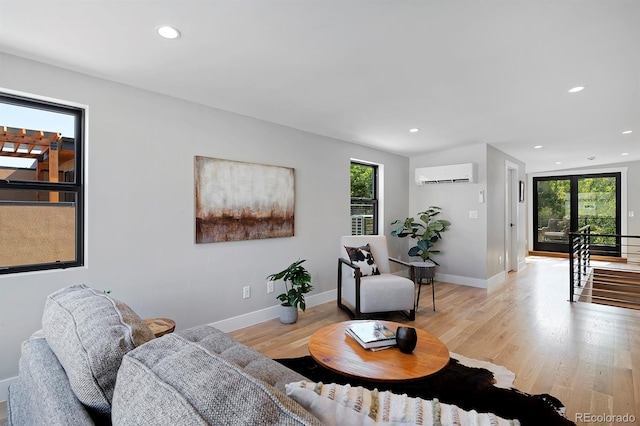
[415,163,476,185]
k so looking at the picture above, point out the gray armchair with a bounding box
[338,235,415,320]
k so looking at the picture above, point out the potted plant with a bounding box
[267,259,313,324]
[390,206,451,264]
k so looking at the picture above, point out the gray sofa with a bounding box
[6,284,321,425]
[7,285,517,426]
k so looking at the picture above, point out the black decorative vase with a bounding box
[396,326,418,354]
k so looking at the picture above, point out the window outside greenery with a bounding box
[577,177,617,246]
[350,162,378,235]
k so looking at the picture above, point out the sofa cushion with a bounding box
[42,284,155,415]
[7,331,99,426]
[112,332,322,425]
[175,325,309,392]
[285,381,519,426]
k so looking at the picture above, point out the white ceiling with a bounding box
[1,0,638,173]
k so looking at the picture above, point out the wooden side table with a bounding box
[144,318,176,337]
[410,261,436,311]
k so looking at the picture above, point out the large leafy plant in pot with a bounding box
[267,259,313,323]
[390,206,451,264]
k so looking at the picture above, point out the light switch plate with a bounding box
[469,210,478,219]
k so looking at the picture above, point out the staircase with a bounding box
[590,268,640,309]
[569,227,640,310]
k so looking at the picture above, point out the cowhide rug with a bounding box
[276,354,575,426]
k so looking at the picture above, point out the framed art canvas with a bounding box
[195,156,295,243]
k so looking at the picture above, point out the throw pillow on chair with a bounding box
[344,244,380,276]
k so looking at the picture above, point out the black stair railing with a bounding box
[569,225,591,302]
[569,227,640,306]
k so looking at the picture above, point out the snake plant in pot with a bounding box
[390,206,451,264]
[267,259,313,324]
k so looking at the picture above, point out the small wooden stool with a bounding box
[144,318,176,337]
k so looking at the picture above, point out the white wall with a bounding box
[0,53,410,392]
[408,143,526,287]
[409,144,489,285]
[486,145,526,278]
[624,161,640,238]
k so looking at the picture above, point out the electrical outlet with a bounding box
[243,286,251,299]
[267,281,274,293]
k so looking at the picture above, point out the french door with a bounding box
[533,172,621,256]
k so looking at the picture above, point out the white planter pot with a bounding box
[279,304,298,324]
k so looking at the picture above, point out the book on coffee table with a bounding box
[345,321,397,349]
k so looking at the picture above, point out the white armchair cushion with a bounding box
[344,274,415,313]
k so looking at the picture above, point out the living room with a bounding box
[1,1,639,424]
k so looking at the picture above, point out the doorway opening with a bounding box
[505,161,520,273]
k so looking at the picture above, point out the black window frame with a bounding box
[350,161,379,235]
[533,172,621,256]
[0,92,85,274]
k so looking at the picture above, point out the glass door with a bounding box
[534,177,571,252]
[576,175,620,255]
[533,173,621,255]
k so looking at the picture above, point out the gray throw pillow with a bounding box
[42,284,155,415]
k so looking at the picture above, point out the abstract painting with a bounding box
[195,156,295,243]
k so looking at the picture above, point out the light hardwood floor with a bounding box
[2,257,637,425]
[230,256,640,425]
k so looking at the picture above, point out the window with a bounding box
[0,92,84,274]
[350,161,378,235]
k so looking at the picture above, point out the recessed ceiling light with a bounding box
[622,152,629,156]
[157,26,181,39]
[409,128,420,133]
[568,86,585,93]
[555,161,563,165]
[534,145,543,149]
[622,130,633,134]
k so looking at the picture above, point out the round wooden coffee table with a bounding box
[308,320,449,382]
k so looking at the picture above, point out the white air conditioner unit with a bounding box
[415,163,476,185]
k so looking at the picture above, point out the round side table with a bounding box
[144,318,176,337]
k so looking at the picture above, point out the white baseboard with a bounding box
[210,289,337,333]
[487,271,506,287]
[1,376,16,403]
[436,273,490,289]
